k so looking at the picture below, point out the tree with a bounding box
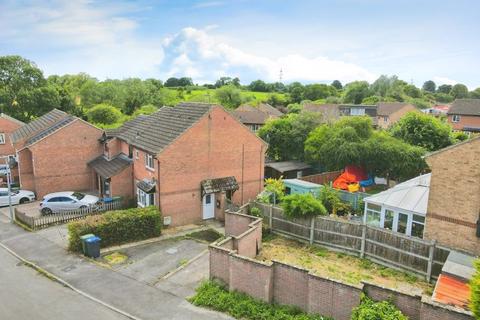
[343,81,371,104]
[422,80,436,92]
[86,104,122,125]
[371,75,397,97]
[361,95,381,105]
[214,77,232,88]
[281,193,326,219]
[177,77,193,87]
[258,112,322,161]
[302,84,336,101]
[437,84,452,94]
[248,79,271,92]
[164,77,179,87]
[404,84,422,98]
[331,80,342,90]
[434,93,454,103]
[470,87,480,99]
[470,259,480,319]
[286,103,302,114]
[389,112,453,151]
[288,82,304,103]
[215,85,242,108]
[450,83,469,99]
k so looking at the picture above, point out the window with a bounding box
[0,133,5,144]
[452,115,461,123]
[135,150,139,159]
[205,194,211,204]
[383,209,394,231]
[137,188,154,207]
[365,203,381,227]
[145,154,154,170]
[383,116,389,122]
[397,213,408,234]
[411,214,425,238]
[350,108,365,116]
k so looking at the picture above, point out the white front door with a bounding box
[202,193,215,219]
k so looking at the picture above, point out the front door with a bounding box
[202,193,215,219]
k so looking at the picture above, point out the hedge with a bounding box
[68,206,162,252]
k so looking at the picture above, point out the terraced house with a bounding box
[92,102,266,226]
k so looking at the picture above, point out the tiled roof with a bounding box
[0,113,24,126]
[137,179,156,193]
[105,115,150,138]
[201,176,239,195]
[24,116,76,147]
[302,103,340,121]
[10,109,69,144]
[257,103,284,117]
[88,153,132,178]
[447,99,480,116]
[115,103,213,155]
[377,102,414,116]
[233,103,282,125]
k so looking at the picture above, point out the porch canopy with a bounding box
[137,179,156,193]
[88,153,132,179]
[201,176,239,197]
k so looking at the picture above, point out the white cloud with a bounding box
[161,27,377,84]
[192,1,225,9]
[433,76,457,86]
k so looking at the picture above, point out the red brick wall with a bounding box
[229,254,273,302]
[0,117,22,157]
[273,262,309,310]
[158,106,265,226]
[210,240,233,285]
[110,166,133,200]
[448,114,480,131]
[420,298,473,320]
[225,211,254,237]
[25,120,103,198]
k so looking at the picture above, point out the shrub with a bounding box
[351,294,408,320]
[190,281,330,320]
[470,259,480,318]
[68,206,161,252]
[86,103,122,125]
[258,177,286,204]
[249,207,262,217]
[281,193,327,219]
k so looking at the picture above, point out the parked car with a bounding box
[39,192,101,215]
[0,164,8,176]
[0,188,36,206]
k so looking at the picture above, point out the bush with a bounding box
[470,259,480,318]
[190,281,330,320]
[351,294,408,320]
[319,185,341,214]
[86,103,122,125]
[281,193,327,219]
[249,207,262,217]
[68,206,161,252]
[258,177,286,204]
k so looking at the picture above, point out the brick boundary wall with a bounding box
[210,209,474,320]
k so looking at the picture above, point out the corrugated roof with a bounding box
[284,178,321,189]
[0,113,25,126]
[88,153,132,179]
[10,109,69,143]
[265,161,312,173]
[363,173,431,214]
[447,99,480,116]
[115,103,213,155]
[433,274,470,309]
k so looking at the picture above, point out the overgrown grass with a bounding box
[189,281,331,320]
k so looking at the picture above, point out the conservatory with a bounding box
[363,173,431,238]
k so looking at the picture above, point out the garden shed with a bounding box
[363,173,430,238]
[283,179,321,197]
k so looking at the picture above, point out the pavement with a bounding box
[0,245,129,320]
[0,210,232,320]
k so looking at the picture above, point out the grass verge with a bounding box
[189,280,331,320]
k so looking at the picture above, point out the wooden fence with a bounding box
[299,170,342,185]
[15,199,124,230]
[252,201,450,281]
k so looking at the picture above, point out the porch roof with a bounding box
[88,153,132,179]
[201,176,239,195]
[137,179,156,193]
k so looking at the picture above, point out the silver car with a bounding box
[40,192,100,215]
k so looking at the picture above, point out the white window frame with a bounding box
[137,188,155,207]
[452,114,461,123]
[0,133,5,145]
[145,154,154,170]
[135,150,139,159]
[350,108,366,116]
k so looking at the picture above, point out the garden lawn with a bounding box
[257,236,433,295]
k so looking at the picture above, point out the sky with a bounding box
[0,0,479,89]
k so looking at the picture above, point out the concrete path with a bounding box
[0,217,231,320]
[0,246,128,320]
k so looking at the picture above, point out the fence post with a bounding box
[427,240,436,282]
[309,217,315,245]
[360,223,366,258]
[269,204,273,230]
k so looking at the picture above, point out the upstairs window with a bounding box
[0,133,5,144]
[452,115,461,123]
[145,154,154,170]
[350,108,365,116]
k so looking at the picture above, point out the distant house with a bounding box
[303,102,416,129]
[0,113,24,159]
[264,161,312,179]
[423,136,480,255]
[10,109,103,198]
[99,102,266,226]
[231,103,283,132]
[363,173,430,238]
[422,104,450,117]
[447,99,480,133]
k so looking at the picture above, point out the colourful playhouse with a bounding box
[332,165,374,192]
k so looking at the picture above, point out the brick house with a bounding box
[423,136,480,255]
[9,109,103,198]
[0,113,24,182]
[93,103,266,226]
[303,102,416,129]
[231,103,283,132]
[447,99,480,133]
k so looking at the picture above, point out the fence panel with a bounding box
[253,201,450,280]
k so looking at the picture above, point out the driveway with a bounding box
[2,200,41,217]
